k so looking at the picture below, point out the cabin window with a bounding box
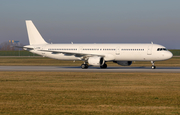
[121,48,144,51]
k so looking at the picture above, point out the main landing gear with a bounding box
[81,62,107,69]
[100,63,107,69]
[81,63,88,69]
[151,61,156,69]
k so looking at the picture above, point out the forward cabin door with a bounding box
[147,45,153,55]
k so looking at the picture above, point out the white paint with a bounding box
[24,20,173,68]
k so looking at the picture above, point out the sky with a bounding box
[0,0,180,49]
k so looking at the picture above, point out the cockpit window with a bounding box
[157,48,167,51]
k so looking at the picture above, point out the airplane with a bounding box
[23,20,173,69]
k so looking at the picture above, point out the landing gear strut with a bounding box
[151,61,156,69]
[100,63,107,69]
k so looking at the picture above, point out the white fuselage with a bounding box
[28,43,173,62]
[24,20,173,69]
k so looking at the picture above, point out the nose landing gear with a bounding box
[151,61,156,69]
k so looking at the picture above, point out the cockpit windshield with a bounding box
[157,48,167,51]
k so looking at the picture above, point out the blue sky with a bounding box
[0,0,180,49]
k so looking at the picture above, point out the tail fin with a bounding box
[26,20,48,45]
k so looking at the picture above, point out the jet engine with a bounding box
[88,57,104,66]
[113,61,132,66]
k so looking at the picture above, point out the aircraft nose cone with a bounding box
[167,51,173,59]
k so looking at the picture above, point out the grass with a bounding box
[0,51,39,56]
[0,57,180,67]
[169,49,180,56]
[0,72,179,114]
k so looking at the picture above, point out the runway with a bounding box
[0,66,180,73]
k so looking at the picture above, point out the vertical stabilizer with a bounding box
[26,20,48,45]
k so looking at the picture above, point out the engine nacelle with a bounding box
[88,57,104,66]
[114,61,132,66]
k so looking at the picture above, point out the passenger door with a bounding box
[147,45,153,55]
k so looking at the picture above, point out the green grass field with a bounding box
[0,51,38,56]
[169,49,180,56]
[0,72,179,115]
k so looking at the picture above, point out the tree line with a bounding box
[0,41,23,51]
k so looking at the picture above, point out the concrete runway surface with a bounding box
[0,66,180,73]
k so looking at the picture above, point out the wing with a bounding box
[40,49,105,59]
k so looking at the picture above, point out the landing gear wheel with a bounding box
[151,65,156,69]
[100,64,107,69]
[81,64,88,69]
[151,61,156,69]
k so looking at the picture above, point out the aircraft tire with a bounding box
[151,65,156,69]
[81,64,88,69]
[100,64,107,69]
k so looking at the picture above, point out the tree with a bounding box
[0,41,23,51]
